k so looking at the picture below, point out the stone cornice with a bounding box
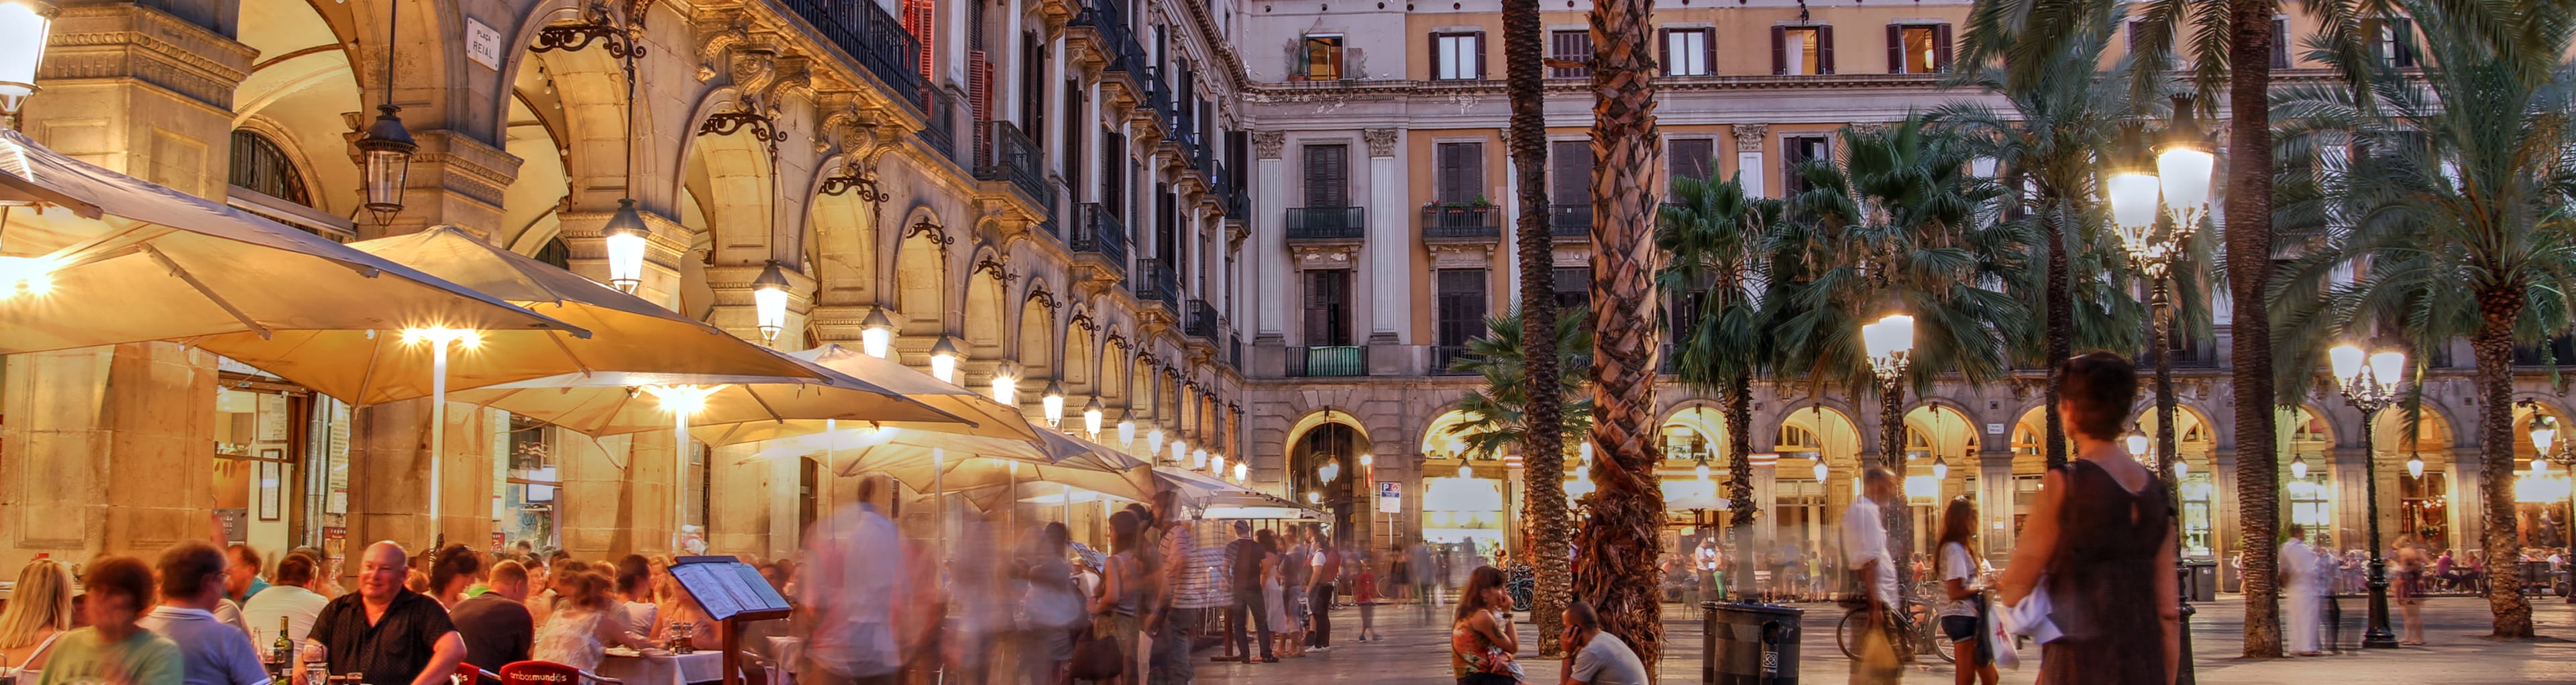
[47,5,258,109]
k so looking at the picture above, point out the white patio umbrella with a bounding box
[692,344,1042,446]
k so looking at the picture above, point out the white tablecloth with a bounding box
[596,651,723,685]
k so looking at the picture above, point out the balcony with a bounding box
[1071,5,1146,103]
[778,0,924,110]
[1433,345,1477,374]
[1548,203,1592,239]
[1420,205,1501,241]
[1184,299,1219,339]
[1287,346,1365,377]
[1136,258,1179,309]
[1071,203,1129,276]
[973,121,1045,203]
[1229,334,1242,368]
[1287,206,1366,242]
[919,90,958,162]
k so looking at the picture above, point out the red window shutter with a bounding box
[1935,24,1955,70]
[1474,33,1487,78]
[1429,33,1441,78]
[1886,24,1902,73]
[905,0,936,82]
[1703,30,1717,75]
[1658,28,1671,75]
[1771,25,1786,74]
[1819,25,1836,74]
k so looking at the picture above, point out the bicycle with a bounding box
[1834,598,1955,665]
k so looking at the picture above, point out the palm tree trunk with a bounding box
[2473,286,2535,637]
[2225,0,2284,657]
[1726,372,1758,599]
[2044,202,2072,471]
[1500,0,1570,657]
[1573,0,1666,668]
[1878,377,1915,605]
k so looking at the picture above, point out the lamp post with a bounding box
[0,0,56,130]
[2329,344,2406,648]
[643,384,722,551]
[1862,311,1914,605]
[2526,413,2576,603]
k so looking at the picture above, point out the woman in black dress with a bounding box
[1999,352,2180,684]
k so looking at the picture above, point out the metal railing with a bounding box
[920,91,957,162]
[1142,66,1177,129]
[778,0,924,110]
[1136,258,1179,308]
[1432,345,1477,374]
[1548,203,1592,238]
[1287,346,1365,377]
[1185,299,1218,339]
[1287,206,1367,240]
[1071,203,1129,274]
[1229,335,1242,368]
[974,121,1045,202]
[1073,3,1146,78]
[1421,205,1501,239]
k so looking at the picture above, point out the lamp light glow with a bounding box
[751,261,792,343]
[2126,432,2151,460]
[1210,453,1224,474]
[1148,427,1167,457]
[927,337,961,383]
[2156,144,2216,215]
[2329,344,2367,384]
[2534,420,2558,456]
[1695,462,1711,480]
[2369,352,2406,386]
[0,0,56,127]
[1813,460,1829,482]
[1082,397,1104,439]
[2291,455,2310,480]
[1862,313,1915,377]
[859,309,896,358]
[2174,459,2190,478]
[990,363,1020,406]
[1193,448,1210,470]
[1117,417,1137,446]
[1232,462,1247,482]
[601,199,650,293]
[2406,456,2424,479]
[1932,454,1950,481]
[1041,381,1066,427]
[1171,439,1187,464]
[2104,171,2163,240]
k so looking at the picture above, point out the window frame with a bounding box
[1660,27,1713,76]
[1771,25,1835,75]
[1550,29,1594,78]
[1885,23,1951,74]
[1432,31,1487,81]
[1297,34,1347,81]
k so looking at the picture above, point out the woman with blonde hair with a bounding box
[0,559,74,681]
[532,572,649,671]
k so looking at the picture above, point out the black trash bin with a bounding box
[1702,601,1802,685]
[2184,561,2218,602]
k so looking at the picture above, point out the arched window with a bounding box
[228,130,311,207]
[1777,424,1821,452]
[534,237,572,270]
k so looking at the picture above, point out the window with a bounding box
[1783,134,1831,195]
[1663,425,1711,463]
[1553,266,1591,311]
[533,238,571,270]
[1776,424,1821,451]
[1101,127,1126,213]
[1886,24,1951,74]
[2125,19,2153,56]
[1303,144,1351,208]
[1434,269,1487,371]
[500,413,561,549]
[1297,34,1346,81]
[1550,140,1593,234]
[1668,138,1716,183]
[229,130,311,207]
[2369,17,2417,67]
[2180,473,2216,557]
[2272,18,2291,68]
[1433,32,1486,80]
[1303,268,1354,346]
[2286,473,2333,545]
[1771,25,1833,75]
[1662,28,1712,76]
[1434,142,1485,204]
[1550,30,1593,78]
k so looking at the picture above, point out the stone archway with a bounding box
[1016,292,1055,394]
[232,0,365,222]
[892,211,949,338]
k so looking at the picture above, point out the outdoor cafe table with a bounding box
[597,649,724,685]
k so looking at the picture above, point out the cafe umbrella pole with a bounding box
[405,327,477,548]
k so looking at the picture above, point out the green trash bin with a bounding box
[1702,601,1802,684]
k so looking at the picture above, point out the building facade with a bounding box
[0,0,2563,593]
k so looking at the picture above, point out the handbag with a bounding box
[1069,620,1124,681]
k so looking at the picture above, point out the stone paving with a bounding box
[1193,595,2576,684]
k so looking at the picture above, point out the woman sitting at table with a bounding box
[533,572,651,671]
[652,582,723,653]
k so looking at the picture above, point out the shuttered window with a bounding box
[1436,142,1485,204]
[1784,135,1830,195]
[1102,128,1126,213]
[1550,140,1592,205]
[2368,17,2417,67]
[1303,269,1354,346]
[1661,28,1713,76]
[1436,269,1488,364]
[1550,30,1593,78]
[1668,138,1716,183]
[1303,144,1350,208]
[1063,81,1083,199]
[1886,24,1950,73]
[1771,25,1833,75]
[2272,18,2291,68]
[1433,32,1486,80]
[1553,266,1593,311]
[1297,34,1346,80]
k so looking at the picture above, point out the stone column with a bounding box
[1731,124,1770,197]
[1361,129,1407,374]
[1978,453,2015,561]
[0,3,248,560]
[1251,131,1287,358]
[1751,462,1780,554]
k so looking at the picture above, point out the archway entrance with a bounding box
[1290,423,1365,547]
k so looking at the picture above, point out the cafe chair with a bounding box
[453,664,501,685]
[498,660,625,685]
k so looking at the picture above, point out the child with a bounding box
[1354,561,1382,641]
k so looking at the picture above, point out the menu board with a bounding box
[669,556,792,621]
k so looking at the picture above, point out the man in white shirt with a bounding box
[140,541,274,685]
[243,553,331,645]
[800,478,910,685]
[2279,524,2326,655]
[1694,539,1721,603]
[1840,468,1902,684]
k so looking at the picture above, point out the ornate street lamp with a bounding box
[1210,452,1224,474]
[859,309,897,358]
[926,336,961,384]
[601,199,651,293]
[2330,343,2406,648]
[0,0,56,129]
[1931,454,1950,481]
[2527,411,2576,603]
[1861,313,1915,382]
[1081,397,1104,441]
[1812,459,1829,484]
[1233,461,1247,483]
[1147,426,1167,458]
[1117,411,1138,447]
[751,260,791,344]
[356,104,417,227]
[1170,438,1187,464]
[1038,380,1067,427]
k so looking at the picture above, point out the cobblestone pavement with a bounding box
[1193,595,2576,684]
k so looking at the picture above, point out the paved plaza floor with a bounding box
[1194,595,2576,684]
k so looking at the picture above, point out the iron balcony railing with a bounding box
[1136,258,1179,308]
[778,0,924,110]
[1432,345,1477,374]
[1420,205,1501,240]
[1184,299,1219,339]
[1287,346,1365,377]
[1229,334,1242,368]
[920,91,958,162]
[1073,3,1146,78]
[1286,206,1367,240]
[1548,203,1592,238]
[1142,66,1177,129]
[974,121,1046,203]
[1071,203,1129,272]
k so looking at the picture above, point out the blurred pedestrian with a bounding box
[612,556,657,645]
[1998,352,2177,684]
[244,554,328,646]
[1308,533,1338,651]
[1149,491,1215,685]
[2278,525,2324,655]
[1278,529,1309,657]
[798,478,908,685]
[2393,535,2426,645]
[1,558,76,682]
[1842,468,1903,684]
[1935,497,1996,685]
[1350,560,1381,642]
[1409,542,1439,613]
[38,556,181,685]
[223,546,269,606]
[140,542,270,685]
[448,560,533,678]
[1020,523,1085,685]
[1215,521,1272,664]
[299,542,466,685]
[1257,531,1291,660]
[531,572,641,671]
[1091,510,1148,685]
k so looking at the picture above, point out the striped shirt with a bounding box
[1167,523,1227,609]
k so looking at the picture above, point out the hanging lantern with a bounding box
[927,336,961,383]
[0,0,56,128]
[1170,438,1187,464]
[1081,397,1105,439]
[1932,454,1950,481]
[1117,417,1137,447]
[601,199,651,293]
[1232,462,1247,482]
[356,104,418,226]
[2291,455,2310,480]
[989,362,1020,406]
[859,308,897,358]
[751,260,792,343]
[2406,455,2424,479]
[1040,381,1067,427]
[1812,460,1828,483]
[1208,452,1224,474]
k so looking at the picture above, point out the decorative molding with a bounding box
[694,15,751,82]
[1428,243,1495,270]
[1251,130,1286,159]
[699,95,786,159]
[905,216,955,255]
[1069,305,1098,332]
[1362,128,1401,157]
[1849,121,1889,136]
[1027,282,1061,313]
[530,0,645,78]
[971,254,1016,282]
[1732,123,1770,152]
[1290,244,1360,270]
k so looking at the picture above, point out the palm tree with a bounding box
[2267,0,2576,636]
[1445,307,1597,458]
[1658,172,1784,600]
[1497,0,1572,656]
[1773,119,2027,580]
[1571,0,1666,667]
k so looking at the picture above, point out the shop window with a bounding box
[2180,473,2216,558]
[2287,474,2335,547]
[498,412,561,549]
[1778,423,1821,451]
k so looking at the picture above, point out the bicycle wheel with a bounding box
[1836,610,1863,660]
[1925,620,1957,664]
